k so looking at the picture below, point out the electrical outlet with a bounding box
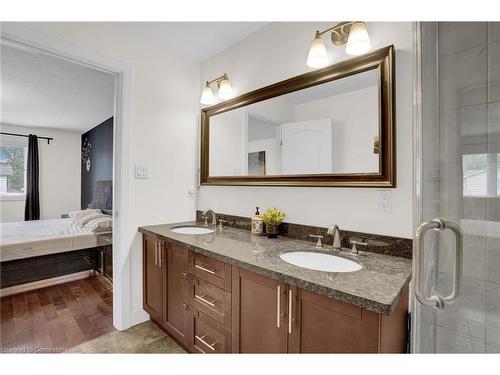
[378,189,392,213]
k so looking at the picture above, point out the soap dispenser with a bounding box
[251,207,264,235]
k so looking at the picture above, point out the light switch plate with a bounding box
[377,189,392,213]
[134,164,150,179]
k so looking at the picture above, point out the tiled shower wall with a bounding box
[421,22,500,353]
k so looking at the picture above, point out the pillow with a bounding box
[68,209,102,220]
[84,216,113,233]
[74,213,110,227]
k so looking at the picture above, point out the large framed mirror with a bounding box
[200,45,395,187]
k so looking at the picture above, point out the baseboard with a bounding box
[129,308,149,328]
[0,270,93,297]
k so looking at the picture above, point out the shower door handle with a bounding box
[414,218,463,309]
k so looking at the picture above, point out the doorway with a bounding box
[1,23,133,333]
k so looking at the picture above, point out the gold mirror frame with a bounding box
[200,45,395,187]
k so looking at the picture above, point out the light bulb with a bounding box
[217,77,233,100]
[200,84,215,105]
[306,33,329,68]
[345,22,371,56]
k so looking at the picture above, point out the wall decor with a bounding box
[81,137,92,172]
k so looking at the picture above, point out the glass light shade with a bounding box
[217,78,233,100]
[306,36,329,68]
[200,85,215,105]
[345,22,371,56]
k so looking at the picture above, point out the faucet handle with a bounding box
[349,240,368,254]
[201,215,208,226]
[309,234,324,248]
[217,219,227,230]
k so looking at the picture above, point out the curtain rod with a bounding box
[0,132,53,144]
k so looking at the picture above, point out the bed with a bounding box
[0,211,112,289]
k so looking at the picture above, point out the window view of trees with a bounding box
[0,145,26,194]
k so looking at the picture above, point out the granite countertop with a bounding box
[138,221,412,315]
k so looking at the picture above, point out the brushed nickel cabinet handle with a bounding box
[276,285,281,328]
[154,243,158,266]
[194,264,216,275]
[158,244,162,268]
[288,289,292,334]
[195,294,216,307]
[183,303,189,311]
[181,272,188,279]
[195,334,216,351]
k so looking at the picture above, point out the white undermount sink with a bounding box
[280,251,362,273]
[171,226,214,235]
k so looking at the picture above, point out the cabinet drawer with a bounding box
[188,252,231,291]
[189,275,231,327]
[189,309,231,354]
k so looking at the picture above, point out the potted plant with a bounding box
[261,207,285,238]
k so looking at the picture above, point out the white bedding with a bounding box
[0,218,108,262]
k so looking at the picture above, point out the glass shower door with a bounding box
[414,21,500,353]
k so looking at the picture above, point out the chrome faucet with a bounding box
[327,224,342,251]
[202,209,217,227]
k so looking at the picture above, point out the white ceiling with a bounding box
[1,44,115,133]
[117,22,269,62]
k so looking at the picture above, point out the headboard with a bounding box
[87,180,112,214]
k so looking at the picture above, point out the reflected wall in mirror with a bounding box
[201,45,395,187]
[209,69,379,177]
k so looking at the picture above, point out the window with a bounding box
[0,142,27,199]
[462,153,500,197]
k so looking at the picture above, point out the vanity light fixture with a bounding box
[306,22,371,68]
[200,73,233,105]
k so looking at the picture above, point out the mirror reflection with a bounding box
[209,69,380,177]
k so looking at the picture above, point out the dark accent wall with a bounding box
[81,117,113,209]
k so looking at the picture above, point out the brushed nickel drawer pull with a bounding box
[195,334,216,351]
[154,243,158,266]
[158,244,162,268]
[194,294,216,307]
[288,289,292,334]
[276,285,281,328]
[194,264,216,275]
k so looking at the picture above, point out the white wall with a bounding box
[293,86,379,173]
[13,22,200,326]
[198,22,413,238]
[0,124,81,222]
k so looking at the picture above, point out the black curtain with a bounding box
[24,134,40,221]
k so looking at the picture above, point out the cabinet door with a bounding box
[142,235,164,323]
[288,288,379,353]
[231,267,288,353]
[164,244,189,344]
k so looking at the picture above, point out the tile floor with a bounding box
[69,320,186,353]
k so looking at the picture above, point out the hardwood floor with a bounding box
[0,275,114,353]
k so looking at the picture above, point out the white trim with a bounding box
[0,270,92,297]
[0,193,26,201]
[130,309,150,327]
[0,23,133,331]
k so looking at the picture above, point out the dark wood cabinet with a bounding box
[289,287,408,353]
[142,235,164,323]
[164,244,189,344]
[188,309,232,353]
[232,266,409,354]
[231,267,289,353]
[143,236,408,354]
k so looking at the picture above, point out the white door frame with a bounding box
[1,23,134,330]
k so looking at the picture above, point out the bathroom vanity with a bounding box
[139,221,411,354]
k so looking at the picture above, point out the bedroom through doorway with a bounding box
[0,39,117,352]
